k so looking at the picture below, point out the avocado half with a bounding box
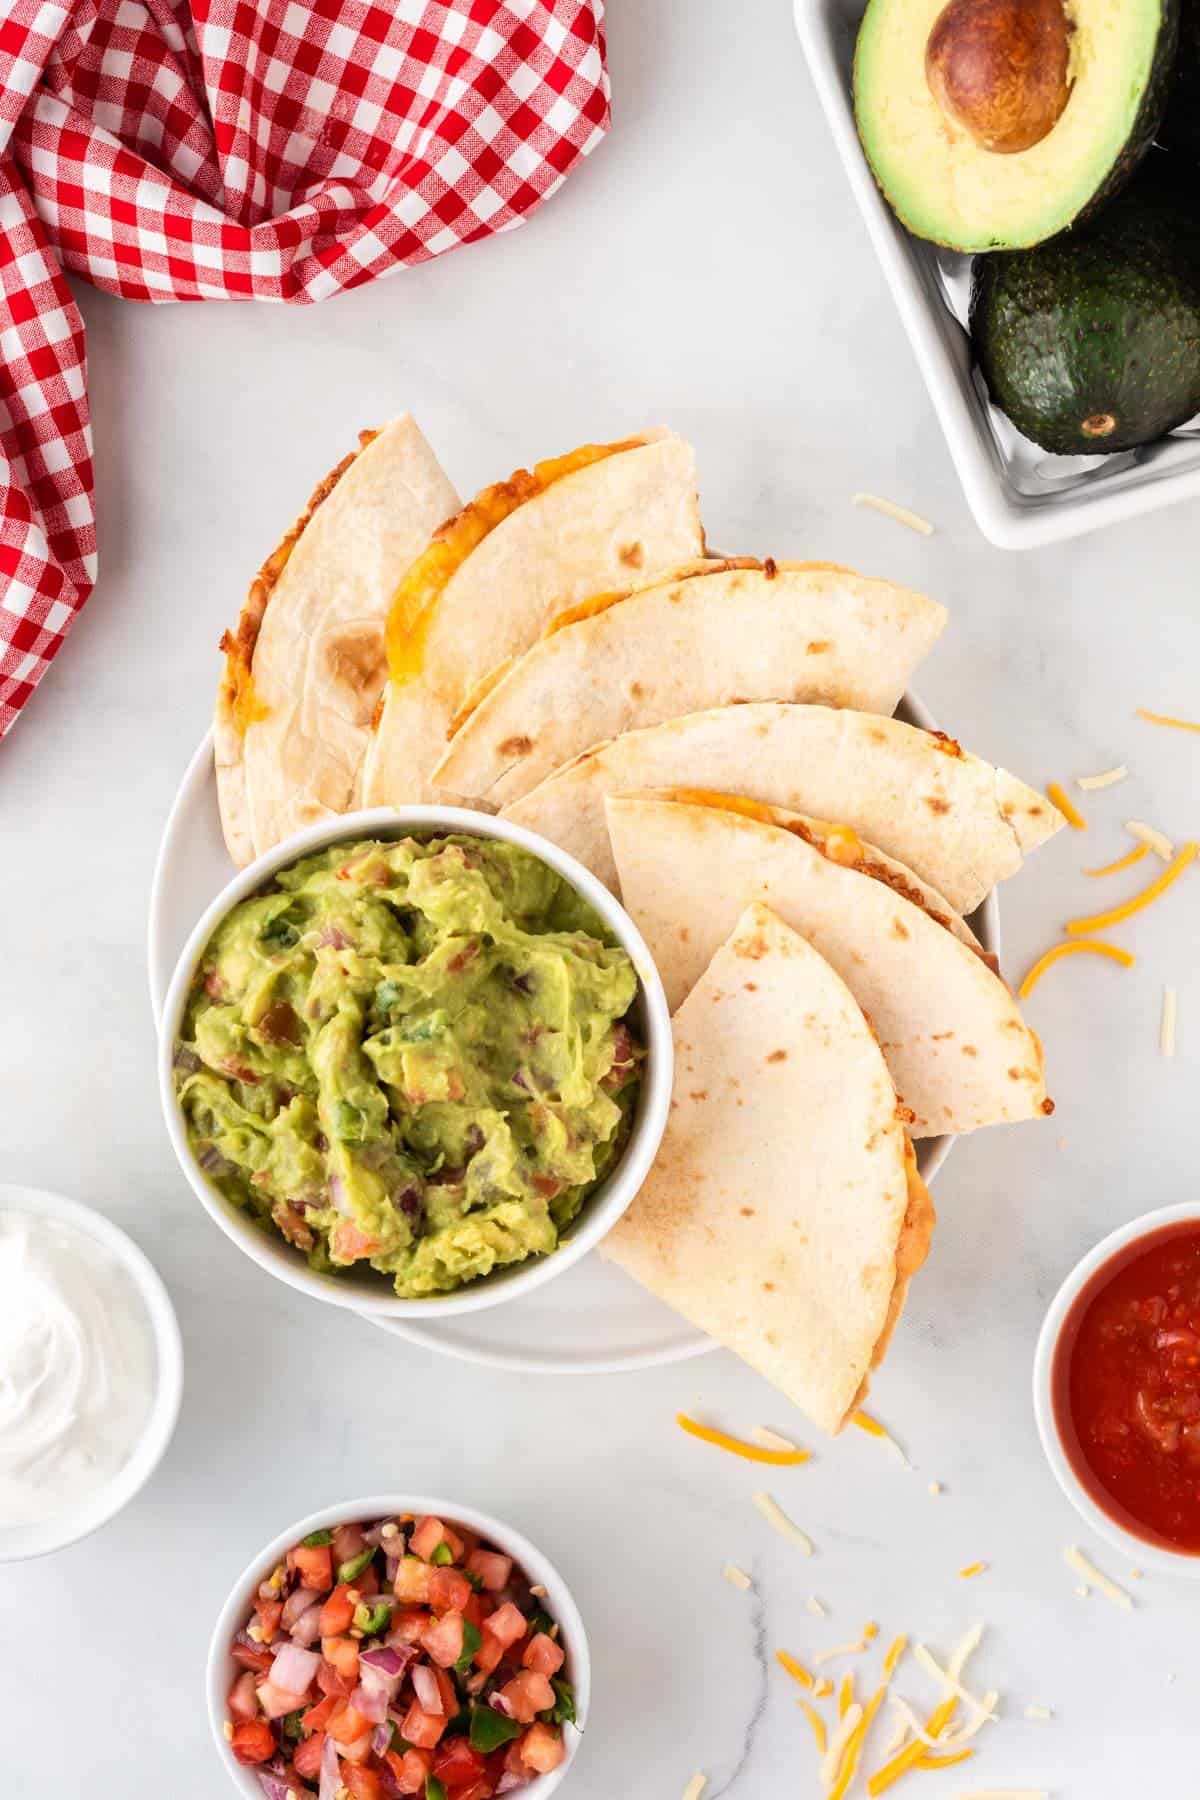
[970,161,1200,454]
[854,0,1178,251]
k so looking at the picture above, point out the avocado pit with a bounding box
[925,0,1074,154]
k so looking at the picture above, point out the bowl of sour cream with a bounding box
[0,1183,183,1561]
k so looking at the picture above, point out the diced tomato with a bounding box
[301,1694,340,1733]
[227,1671,259,1722]
[401,1700,449,1749]
[430,1566,473,1613]
[485,1602,528,1650]
[254,1598,284,1642]
[256,1679,308,1720]
[433,1737,487,1785]
[333,1522,367,1566]
[229,1719,276,1765]
[441,1525,466,1561]
[331,1221,381,1262]
[520,1722,566,1774]
[339,1732,373,1765]
[421,1610,465,1668]
[394,1557,434,1603]
[388,1606,430,1644]
[522,1632,565,1676]
[231,1640,274,1674]
[354,1563,380,1599]
[451,1782,494,1800]
[466,1550,512,1593]
[316,1657,355,1698]
[409,1516,446,1561]
[293,1543,334,1591]
[385,1747,434,1794]
[434,1667,458,1716]
[498,1670,555,1724]
[320,1583,357,1636]
[322,1634,360,1683]
[325,1700,372,1745]
[473,1628,505,1676]
[292,1732,326,1780]
[342,1763,384,1799]
[462,1591,484,1629]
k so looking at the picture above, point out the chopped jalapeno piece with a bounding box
[454,1619,482,1672]
[468,1706,523,1753]
[337,1545,376,1583]
[430,1541,453,1566]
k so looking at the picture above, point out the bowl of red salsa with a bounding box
[1035,1205,1200,1573]
[207,1495,589,1800]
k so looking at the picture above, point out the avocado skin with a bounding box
[969,162,1200,454]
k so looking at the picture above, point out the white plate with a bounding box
[794,0,1200,550]
[148,694,996,1372]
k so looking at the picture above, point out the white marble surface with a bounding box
[3,0,1199,1790]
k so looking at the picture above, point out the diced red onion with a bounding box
[319,1732,340,1800]
[497,1776,524,1793]
[198,1144,232,1176]
[317,926,351,950]
[329,1173,350,1214]
[270,1643,320,1694]
[281,1586,320,1631]
[350,1680,389,1724]
[289,1602,324,1648]
[173,1044,201,1074]
[384,1553,400,1584]
[255,1775,294,1800]
[371,1722,393,1757]
[411,1664,442,1713]
[360,1645,413,1681]
[489,1691,516,1718]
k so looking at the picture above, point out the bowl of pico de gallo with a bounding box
[208,1494,589,1800]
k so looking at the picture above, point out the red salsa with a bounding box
[1054,1222,1200,1553]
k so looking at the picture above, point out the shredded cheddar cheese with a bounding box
[815,1678,835,1699]
[821,1702,864,1787]
[839,1672,856,1717]
[1065,841,1197,935]
[1076,765,1128,790]
[1137,707,1200,734]
[958,1561,987,1579]
[852,492,935,535]
[1063,1545,1132,1611]
[1162,986,1178,1058]
[1084,843,1149,877]
[883,1636,908,1681]
[828,1682,889,1800]
[752,1490,814,1553]
[1127,819,1175,860]
[915,1747,975,1769]
[799,1699,828,1754]
[677,1414,809,1464]
[913,1645,999,1721]
[867,1696,957,1795]
[722,1563,752,1592]
[851,1410,909,1462]
[1046,782,1085,829]
[1018,937,1135,998]
[776,1649,815,1691]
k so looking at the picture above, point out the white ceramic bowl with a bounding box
[159,806,673,1320]
[208,1494,590,1799]
[1033,1203,1200,1577]
[0,1183,183,1563]
[794,0,1200,549]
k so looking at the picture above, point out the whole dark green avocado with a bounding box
[970,160,1200,454]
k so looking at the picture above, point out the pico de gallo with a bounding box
[1055,1221,1200,1553]
[225,1513,576,1799]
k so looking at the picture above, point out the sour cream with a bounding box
[0,1211,157,1529]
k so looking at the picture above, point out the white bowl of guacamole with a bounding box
[158,807,672,1318]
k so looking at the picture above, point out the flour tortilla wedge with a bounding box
[431,559,947,806]
[602,903,935,1433]
[361,430,704,807]
[606,793,1051,1136]
[215,417,459,867]
[503,702,1062,914]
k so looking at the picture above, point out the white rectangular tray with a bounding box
[794,0,1200,549]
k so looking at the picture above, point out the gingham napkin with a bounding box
[0,0,610,738]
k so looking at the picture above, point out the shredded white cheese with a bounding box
[1127,819,1174,860]
[1063,1544,1133,1611]
[1130,1568,1143,1579]
[806,1595,828,1617]
[681,1775,707,1800]
[752,1490,813,1554]
[852,491,934,535]
[927,1480,943,1496]
[1074,1585,1090,1599]
[938,1690,1001,1748]
[723,1562,752,1591]
[880,1711,909,1758]
[947,1622,985,1683]
[820,1702,863,1786]
[1076,765,1128,791]
[888,1695,943,1748]
[1024,1704,1053,1721]
[813,1635,871,1666]
[1162,986,1177,1058]
[915,1640,998,1722]
[752,1425,800,1453]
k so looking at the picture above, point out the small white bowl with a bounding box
[1033,1203,1200,1577]
[0,1183,183,1563]
[159,806,673,1320]
[208,1494,590,1799]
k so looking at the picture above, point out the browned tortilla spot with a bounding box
[766,1049,788,1064]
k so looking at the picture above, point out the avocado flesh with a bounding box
[969,162,1200,454]
[854,0,1177,251]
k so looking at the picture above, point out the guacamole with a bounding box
[175,835,642,1296]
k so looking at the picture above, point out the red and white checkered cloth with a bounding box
[0,0,609,737]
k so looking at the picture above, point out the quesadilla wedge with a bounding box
[215,416,459,867]
[503,702,1062,914]
[606,792,1052,1135]
[603,903,935,1433]
[360,430,704,807]
[431,559,947,806]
